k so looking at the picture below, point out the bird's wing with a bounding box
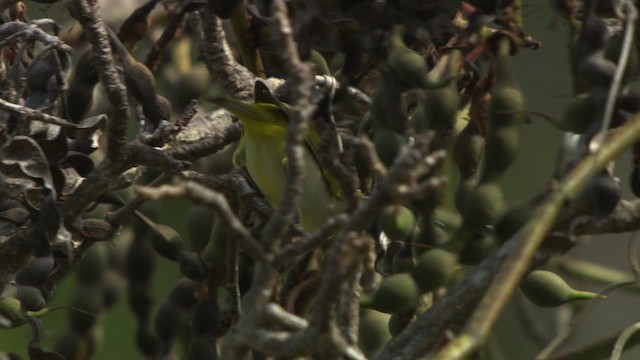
[253,80,343,200]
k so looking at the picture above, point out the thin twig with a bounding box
[337,266,362,345]
[544,324,640,360]
[315,75,372,106]
[628,231,640,282]
[262,303,308,331]
[0,97,75,127]
[342,134,388,178]
[190,8,256,101]
[260,0,316,251]
[570,199,640,235]
[226,233,242,321]
[105,172,172,226]
[611,321,640,360]
[145,2,190,72]
[309,232,369,332]
[61,159,132,224]
[557,258,640,293]
[596,0,637,148]
[65,0,130,162]
[274,214,349,266]
[135,182,265,262]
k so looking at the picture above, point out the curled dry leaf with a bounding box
[0,136,54,195]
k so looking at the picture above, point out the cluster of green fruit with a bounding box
[351,26,604,356]
[450,35,523,262]
[124,204,227,359]
[54,244,115,358]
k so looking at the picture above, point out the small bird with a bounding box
[208,81,344,232]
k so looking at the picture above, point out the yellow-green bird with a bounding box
[208,81,343,232]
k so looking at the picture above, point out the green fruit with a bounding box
[494,197,539,243]
[69,286,102,333]
[388,313,410,337]
[202,220,228,288]
[489,37,524,128]
[489,86,524,128]
[16,285,45,312]
[189,336,218,360]
[411,249,457,293]
[455,177,479,214]
[15,255,55,287]
[167,278,198,309]
[128,284,153,320]
[0,297,27,328]
[604,33,640,83]
[136,326,160,358]
[370,69,406,130]
[360,273,421,314]
[358,309,392,358]
[387,25,445,90]
[388,25,428,88]
[54,331,86,360]
[68,49,99,124]
[453,126,485,211]
[186,206,215,251]
[481,35,524,183]
[585,171,621,223]
[418,50,462,148]
[179,251,207,281]
[453,128,485,181]
[139,214,185,262]
[0,295,53,329]
[459,233,497,265]
[415,220,449,250]
[191,300,220,337]
[154,302,185,351]
[520,270,600,308]
[374,128,408,167]
[557,93,596,133]
[370,86,387,128]
[482,127,520,182]
[392,244,415,274]
[101,270,124,310]
[462,182,505,230]
[377,205,416,242]
[77,244,108,285]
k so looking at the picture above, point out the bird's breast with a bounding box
[243,133,341,232]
